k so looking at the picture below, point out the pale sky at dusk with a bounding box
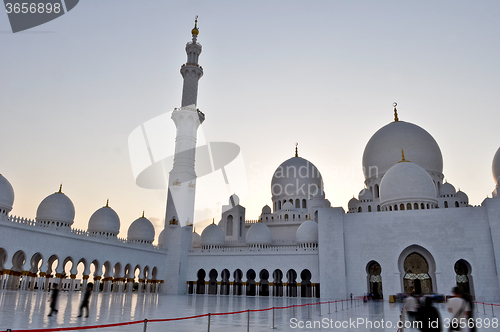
[1,1,499,242]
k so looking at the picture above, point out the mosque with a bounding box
[1,20,500,303]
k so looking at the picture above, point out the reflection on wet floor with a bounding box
[0,292,498,331]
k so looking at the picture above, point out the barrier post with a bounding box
[292,304,295,318]
[335,301,337,312]
[483,302,486,315]
[476,302,479,313]
[247,309,250,332]
[328,301,331,314]
[207,313,211,332]
[319,302,322,316]
[143,319,148,332]
[271,306,276,329]
[308,303,311,319]
[342,300,344,310]
[492,304,495,317]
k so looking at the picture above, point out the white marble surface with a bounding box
[0,291,498,331]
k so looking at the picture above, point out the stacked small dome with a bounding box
[439,182,456,197]
[200,223,224,248]
[0,174,15,215]
[246,222,272,246]
[296,219,318,245]
[88,201,120,237]
[348,197,360,212]
[379,160,437,211]
[456,190,469,205]
[358,188,373,202]
[36,186,75,228]
[127,213,155,244]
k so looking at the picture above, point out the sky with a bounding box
[1,1,499,242]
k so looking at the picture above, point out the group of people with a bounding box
[47,284,93,318]
[404,287,476,332]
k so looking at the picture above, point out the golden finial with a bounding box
[393,102,399,122]
[295,143,298,157]
[58,184,62,193]
[191,15,199,36]
[212,218,215,225]
[308,214,311,220]
[105,199,109,207]
[193,227,196,233]
[398,149,410,163]
[142,211,145,218]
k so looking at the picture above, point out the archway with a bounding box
[286,269,297,297]
[233,269,243,295]
[272,269,283,297]
[208,269,218,295]
[259,269,269,296]
[366,261,383,300]
[196,269,206,294]
[220,269,230,295]
[246,269,256,296]
[403,253,432,294]
[300,269,312,297]
[455,259,474,297]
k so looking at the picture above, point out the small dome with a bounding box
[261,205,271,214]
[158,229,165,247]
[36,188,75,226]
[246,222,272,245]
[88,203,120,236]
[358,188,373,202]
[0,174,14,212]
[200,224,225,247]
[363,121,443,180]
[271,156,323,201]
[192,230,201,248]
[229,194,240,207]
[493,147,500,185]
[379,161,437,207]
[127,215,155,243]
[440,182,456,197]
[296,220,318,244]
[348,197,360,210]
[283,201,294,210]
[456,190,469,204]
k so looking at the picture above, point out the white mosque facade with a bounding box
[2,22,500,302]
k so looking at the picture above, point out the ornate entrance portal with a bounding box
[367,261,383,299]
[403,253,432,294]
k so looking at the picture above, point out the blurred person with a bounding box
[447,287,469,331]
[461,293,476,332]
[418,296,442,332]
[47,283,59,316]
[405,292,419,321]
[78,285,92,318]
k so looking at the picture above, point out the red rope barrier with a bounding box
[2,298,362,332]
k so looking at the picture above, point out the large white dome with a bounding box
[296,220,318,244]
[88,203,120,236]
[246,222,272,245]
[127,215,155,243]
[0,174,14,213]
[493,147,500,185]
[363,121,443,180]
[271,156,323,201]
[36,189,75,227]
[379,161,437,208]
[200,224,224,247]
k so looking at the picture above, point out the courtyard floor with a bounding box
[0,291,498,331]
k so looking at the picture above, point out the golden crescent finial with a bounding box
[58,184,62,193]
[191,16,199,36]
[106,199,109,207]
[295,143,298,157]
[393,102,399,122]
[212,218,215,225]
[142,211,145,218]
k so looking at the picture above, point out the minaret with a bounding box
[163,18,205,295]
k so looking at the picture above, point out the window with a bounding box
[368,205,372,212]
[302,199,307,209]
[358,207,362,213]
[455,201,459,207]
[226,216,233,236]
[444,201,448,208]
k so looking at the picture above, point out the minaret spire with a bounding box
[393,102,399,122]
[180,16,203,108]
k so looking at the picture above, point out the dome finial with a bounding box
[105,199,109,207]
[142,211,145,218]
[295,142,299,157]
[398,149,410,163]
[58,184,62,193]
[193,227,196,233]
[191,15,199,36]
[212,218,215,225]
[393,102,399,122]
